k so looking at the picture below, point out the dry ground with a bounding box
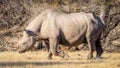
[0,50,120,68]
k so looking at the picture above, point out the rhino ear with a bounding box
[24,29,31,36]
[24,29,40,40]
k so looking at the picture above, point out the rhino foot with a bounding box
[87,55,93,60]
[47,56,52,60]
[96,56,103,60]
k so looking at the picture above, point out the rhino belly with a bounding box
[60,28,86,46]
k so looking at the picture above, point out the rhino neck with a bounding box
[26,14,44,33]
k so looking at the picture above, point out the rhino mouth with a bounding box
[18,46,29,53]
[18,46,34,53]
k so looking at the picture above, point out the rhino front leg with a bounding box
[44,41,50,53]
[49,38,67,59]
[48,50,52,59]
[49,38,59,57]
[43,41,52,59]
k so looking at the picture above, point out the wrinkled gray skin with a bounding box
[18,9,104,59]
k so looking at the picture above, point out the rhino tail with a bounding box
[100,4,106,25]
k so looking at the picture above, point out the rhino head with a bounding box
[17,29,40,53]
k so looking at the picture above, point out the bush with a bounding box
[0,0,120,52]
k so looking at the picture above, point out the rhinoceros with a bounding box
[17,9,104,59]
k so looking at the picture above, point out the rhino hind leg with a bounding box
[95,39,103,59]
[86,36,96,59]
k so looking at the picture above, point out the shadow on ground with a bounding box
[0,61,101,67]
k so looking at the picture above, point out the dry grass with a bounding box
[0,51,120,68]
